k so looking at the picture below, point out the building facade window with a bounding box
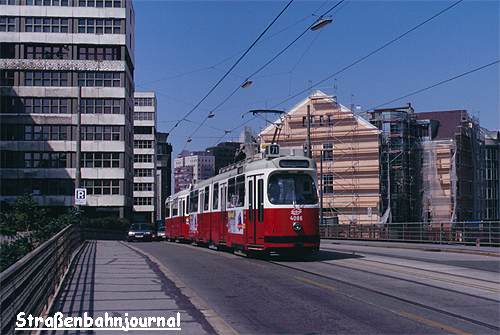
[81,125,121,141]
[134,168,153,177]
[25,71,69,87]
[322,143,333,161]
[24,125,68,140]
[26,0,69,6]
[82,152,120,168]
[134,97,154,106]
[83,179,120,195]
[25,45,70,60]
[0,70,15,86]
[0,0,17,5]
[78,0,121,8]
[133,112,154,120]
[25,17,69,33]
[134,197,152,206]
[322,173,334,194]
[133,126,153,134]
[0,179,73,196]
[134,140,153,149]
[24,152,67,168]
[24,98,70,114]
[77,46,121,60]
[0,43,15,59]
[78,72,121,87]
[133,183,153,191]
[77,18,122,34]
[134,154,153,163]
[81,98,121,114]
[0,17,16,32]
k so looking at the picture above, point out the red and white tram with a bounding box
[164,146,320,255]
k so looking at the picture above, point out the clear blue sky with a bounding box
[133,0,499,156]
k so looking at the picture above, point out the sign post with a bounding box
[75,188,87,206]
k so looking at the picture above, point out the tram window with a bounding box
[165,203,171,218]
[199,191,204,213]
[212,183,219,210]
[228,178,235,208]
[204,186,210,211]
[185,198,189,215]
[236,175,245,207]
[228,176,245,208]
[258,179,264,221]
[189,190,199,213]
[179,199,183,216]
[268,173,318,205]
[172,200,178,216]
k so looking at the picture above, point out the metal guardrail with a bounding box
[0,224,83,335]
[320,221,500,246]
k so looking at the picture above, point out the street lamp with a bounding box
[208,112,215,119]
[241,79,253,88]
[310,17,333,31]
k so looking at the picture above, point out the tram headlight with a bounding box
[292,222,302,232]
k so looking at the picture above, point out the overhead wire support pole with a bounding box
[75,85,82,211]
[169,0,295,135]
[306,104,312,158]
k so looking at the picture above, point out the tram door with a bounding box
[220,183,228,243]
[247,175,265,245]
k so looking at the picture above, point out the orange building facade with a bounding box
[259,91,381,225]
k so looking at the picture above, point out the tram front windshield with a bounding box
[268,173,318,205]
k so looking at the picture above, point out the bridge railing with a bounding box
[0,224,83,335]
[320,221,500,246]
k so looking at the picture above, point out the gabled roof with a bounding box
[259,90,377,137]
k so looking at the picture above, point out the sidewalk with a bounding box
[45,240,216,335]
[321,239,500,256]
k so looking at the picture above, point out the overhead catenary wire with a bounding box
[220,59,499,144]
[271,0,464,109]
[139,0,335,88]
[167,0,295,136]
[214,0,465,144]
[184,1,345,149]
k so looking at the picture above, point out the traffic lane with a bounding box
[133,242,480,335]
[321,241,500,273]
[271,257,500,329]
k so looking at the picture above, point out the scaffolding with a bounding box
[260,90,380,225]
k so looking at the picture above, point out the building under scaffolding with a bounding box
[369,105,421,223]
[259,90,381,225]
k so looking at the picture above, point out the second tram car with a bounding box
[164,146,320,255]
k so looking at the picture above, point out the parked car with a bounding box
[156,221,166,240]
[127,223,154,242]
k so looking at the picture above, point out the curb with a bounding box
[124,242,238,335]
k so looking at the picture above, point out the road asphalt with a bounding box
[47,239,500,334]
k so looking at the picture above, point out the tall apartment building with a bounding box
[0,0,135,218]
[174,150,214,193]
[133,91,156,223]
[260,90,381,225]
[156,131,172,221]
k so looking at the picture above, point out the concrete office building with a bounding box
[173,150,214,193]
[155,131,172,221]
[0,0,135,219]
[133,91,156,223]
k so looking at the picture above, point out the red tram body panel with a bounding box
[164,150,320,255]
